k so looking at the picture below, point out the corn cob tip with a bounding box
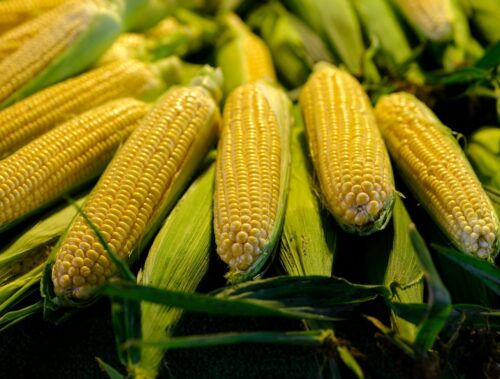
[152,56,183,85]
[375,92,500,260]
[300,63,395,235]
[190,66,223,104]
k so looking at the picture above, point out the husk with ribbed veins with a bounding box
[132,161,215,379]
[0,196,86,315]
[0,0,123,109]
[279,105,335,277]
[225,82,292,284]
[41,67,221,315]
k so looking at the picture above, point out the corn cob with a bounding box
[49,67,221,302]
[299,63,395,234]
[214,81,291,281]
[136,161,215,379]
[393,0,453,41]
[0,58,180,159]
[0,98,148,232]
[247,2,334,89]
[282,0,366,77]
[0,0,72,62]
[374,92,500,260]
[0,0,124,108]
[0,0,68,34]
[216,12,276,96]
[279,105,335,277]
[351,0,424,84]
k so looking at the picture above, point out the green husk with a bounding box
[224,82,292,283]
[247,2,334,89]
[279,105,336,277]
[41,67,222,314]
[351,0,424,84]
[132,162,215,379]
[466,127,500,190]
[383,198,424,343]
[0,196,86,316]
[216,12,276,97]
[0,0,123,109]
[459,0,500,44]
[442,0,484,71]
[283,0,366,77]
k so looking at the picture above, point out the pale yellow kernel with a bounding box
[236,231,248,243]
[71,257,84,268]
[356,192,370,206]
[231,243,243,257]
[80,266,91,277]
[97,255,110,267]
[352,184,362,194]
[230,220,242,232]
[59,275,71,288]
[243,243,254,255]
[354,212,367,226]
[367,201,381,216]
[72,275,86,287]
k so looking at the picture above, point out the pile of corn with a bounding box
[0,0,498,377]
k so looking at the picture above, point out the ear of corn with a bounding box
[351,0,424,84]
[0,0,125,108]
[393,0,454,41]
[135,161,215,379]
[0,58,182,159]
[300,63,395,235]
[247,2,334,89]
[0,0,68,35]
[0,98,148,233]
[214,81,291,282]
[0,0,71,61]
[45,67,221,305]
[374,92,500,261]
[283,0,365,77]
[216,12,276,96]
[466,127,500,191]
[279,105,336,277]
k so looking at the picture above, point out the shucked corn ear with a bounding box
[0,0,124,108]
[214,81,291,281]
[283,0,365,77]
[0,57,180,158]
[135,162,215,379]
[300,63,395,234]
[393,0,453,41]
[0,0,68,35]
[280,105,335,277]
[375,92,500,260]
[351,0,424,84]
[247,2,334,89]
[47,67,221,303]
[216,12,276,96]
[0,98,148,232]
[0,0,184,107]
